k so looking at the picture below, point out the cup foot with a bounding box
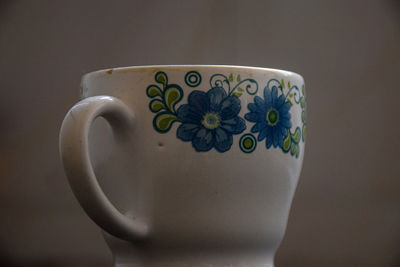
[103,231,275,267]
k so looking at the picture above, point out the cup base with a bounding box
[103,231,275,267]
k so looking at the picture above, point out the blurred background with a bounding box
[1,0,399,266]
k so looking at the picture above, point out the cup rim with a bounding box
[82,65,303,80]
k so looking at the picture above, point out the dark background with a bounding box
[1,0,399,266]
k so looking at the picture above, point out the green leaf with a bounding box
[302,125,306,142]
[237,74,241,82]
[153,113,177,133]
[300,96,306,108]
[301,110,306,123]
[149,99,165,113]
[146,85,162,98]
[229,73,234,82]
[155,72,168,87]
[283,130,291,152]
[232,92,242,98]
[290,143,297,156]
[164,85,183,113]
[281,79,285,89]
[237,86,244,92]
[291,127,301,143]
[288,81,291,88]
[289,93,293,98]
[287,99,293,106]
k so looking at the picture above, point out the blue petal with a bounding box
[248,103,258,112]
[254,96,265,108]
[278,102,291,115]
[188,90,210,114]
[280,112,291,122]
[279,125,287,136]
[219,96,241,120]
[271,86,278,106]
[263,87,272,107]
[245,112,258,122]
[177,104,202,124]
[281,114,291,121]
[220,116,246,134]
[265,126,273,141]
[266,131,273,148]
[214,128,233,152]
[278,131,284,148]
[192,128,214,152]
[207,87,227,111]
[279,116,292,128]
[272,127,279,148]
[176,123,200,141]
[257,126,268,141]
[251,122,265,133]
[275,94,286,109]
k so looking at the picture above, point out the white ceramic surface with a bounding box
[59,65,306,267]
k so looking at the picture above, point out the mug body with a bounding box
[76,65,306,266]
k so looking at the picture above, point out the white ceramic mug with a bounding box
[59,65,306,267]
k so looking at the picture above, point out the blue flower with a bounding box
[245,86,292,149]
[176,87,246,152]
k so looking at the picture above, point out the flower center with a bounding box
[201,112,221,130]
[266,108,279,126]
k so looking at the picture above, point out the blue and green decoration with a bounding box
[146,72,183,133]
[239,133,257,153]
[184,71,202,87]
[146,70,306,157]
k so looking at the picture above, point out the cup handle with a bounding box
[59,95,148,241]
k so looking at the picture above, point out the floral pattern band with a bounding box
[146,70,306,157]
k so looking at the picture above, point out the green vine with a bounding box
[209,73,258,98]
[146,72,183,133]
[301,84,306,142]
[282,127,302,158]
